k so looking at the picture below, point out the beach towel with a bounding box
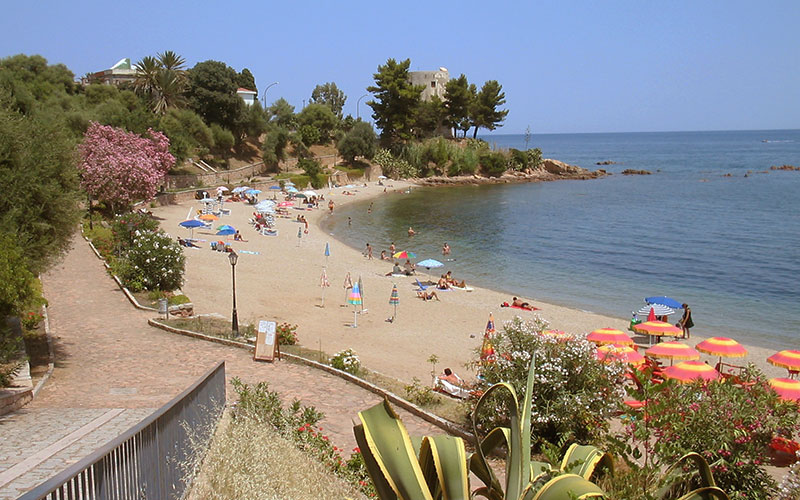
[240,250,260,255]
[451,285,474,292]
[500,302,541,311]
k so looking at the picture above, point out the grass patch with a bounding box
[187,409,367,500]
[334,165,365,176]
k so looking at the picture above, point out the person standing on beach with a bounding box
[364,243,373,259]
[679,303,694,338]
[328,199,335,214]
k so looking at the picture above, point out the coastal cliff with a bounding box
[415,159,606,186]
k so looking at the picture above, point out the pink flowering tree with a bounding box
[79,122,175,213]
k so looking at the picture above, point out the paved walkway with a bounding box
[0,235,442,498]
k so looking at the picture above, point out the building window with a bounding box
[431,81,436,88]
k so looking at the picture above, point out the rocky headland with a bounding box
[415,159,608,186]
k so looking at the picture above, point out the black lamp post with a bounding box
[228,251,239,336]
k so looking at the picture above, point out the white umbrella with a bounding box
[637,304,675,317]
[217,186,229,192]
[286,186,299,193]
[284,181,295,186]
[378,175,388,179]
[303,190,318,198]
[232,186,250,193]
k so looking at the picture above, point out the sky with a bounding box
[2,1,798,134]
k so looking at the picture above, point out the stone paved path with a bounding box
[0,235,443,498]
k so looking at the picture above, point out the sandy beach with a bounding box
[152,181,788,385]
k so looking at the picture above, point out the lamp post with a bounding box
[228,251,239,336]
[356,93,369,120]
[261,81,279,108]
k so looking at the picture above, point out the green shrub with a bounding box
[479,150,508,177]
[20,311,44,330]
[374,148,418,179]
[0,322,24,387]
[277,322,298,345]
[168,294,190,305]
[117,230,185,291]
[83,222,115,259]
[469,316,625,447]
[330,348,360,375]
[111,212,160,253]
[403,377,439,407]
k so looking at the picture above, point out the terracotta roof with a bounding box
[237,88,256,93]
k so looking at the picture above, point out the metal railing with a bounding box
[19,361,226,500]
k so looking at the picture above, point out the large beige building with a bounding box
[408,67,449,101]
[86,58,137,86]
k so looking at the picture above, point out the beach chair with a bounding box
[435,377,471,399]
[415,278,428,292]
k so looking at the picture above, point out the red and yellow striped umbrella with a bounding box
[633,321,683,338]
[769,378,800,402]
[596,344,645,365]
[645,341,701,364]
[587,328,634,346]
[663,361,721,383]
[768,350,800,372]
[695,337,747,358]
[541,329,571,339]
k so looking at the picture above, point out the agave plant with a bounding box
[353,356,729,499]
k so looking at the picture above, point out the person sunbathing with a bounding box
[416,290,440,301]
[445,271,466,288]
[233,230,247,242]
[380,250,391,261]
[437,275,451,290]
[438,368,464,387]
[512,297,531,308]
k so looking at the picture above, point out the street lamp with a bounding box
[228,251,239,336]
[262,81,279,108]
[357,93,369,120]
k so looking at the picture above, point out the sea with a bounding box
[321,130,800,350]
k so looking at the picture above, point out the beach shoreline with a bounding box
[152,180,787,386]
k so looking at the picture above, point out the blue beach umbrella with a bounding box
[246,189,261,195]
[179,219,204,238]
[645,296,683,309]
[269,185,282,190]
[417,258,444,270]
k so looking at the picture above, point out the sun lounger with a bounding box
[415,279,428,291]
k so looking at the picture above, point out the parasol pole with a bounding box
[358,275,366,313]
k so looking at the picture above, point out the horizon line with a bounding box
[482,127,800,137]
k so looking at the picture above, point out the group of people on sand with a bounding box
[385,260,416,276]
[437,271,466,290]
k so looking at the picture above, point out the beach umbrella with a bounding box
[198,214,218,221]
[485,313,496,337]
[645,341,700,365]
[256,205,276,214]
[637,304,675,317]
[320,268,330,307]
[246,189,261,195]
[216,227,236,236]
[417,258,444,270]
[541,329,571,340]
[633,321,683,339]
[663,361,721,383]
[481,313,496,364]
[269,185,282,190]
[393,250,417,260]
[295,193,308,200]
[216,224,235,231]
[378,175,388,179]
[278,201,294,207]
[232,186,249,193]
[285,181,295,186]
[596,344,645,366]
[217,186,229,192]
[348,281,362,327]
[303,190,318,198]
[645,296,683,310]
[769,378,800,402]
[286,186,299,193]
[324,242,330,266]
[695,337,748,366]
[389,283,399,321]
[179,219,204,238]
[768,350,800,378]
[587,328,634,346]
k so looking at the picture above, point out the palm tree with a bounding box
[151,69,186,115]
[157,51,186,73]
[134,56,159,97]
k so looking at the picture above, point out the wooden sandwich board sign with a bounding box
[254,320,278,362]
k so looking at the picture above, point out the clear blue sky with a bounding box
[2,1,798,134]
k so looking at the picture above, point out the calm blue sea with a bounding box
[323,130,800,350]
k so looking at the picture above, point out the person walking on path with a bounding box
[679,303,694,338]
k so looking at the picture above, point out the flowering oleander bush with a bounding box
[618,366,800,500]
[469,316,626,446]
[277,322,298,345]
[778,456,800,500]
[79,122,174,212]
[330,348,360,375]
[20,311,44,331]
[111,212,160,253]
[116,230,185,291]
